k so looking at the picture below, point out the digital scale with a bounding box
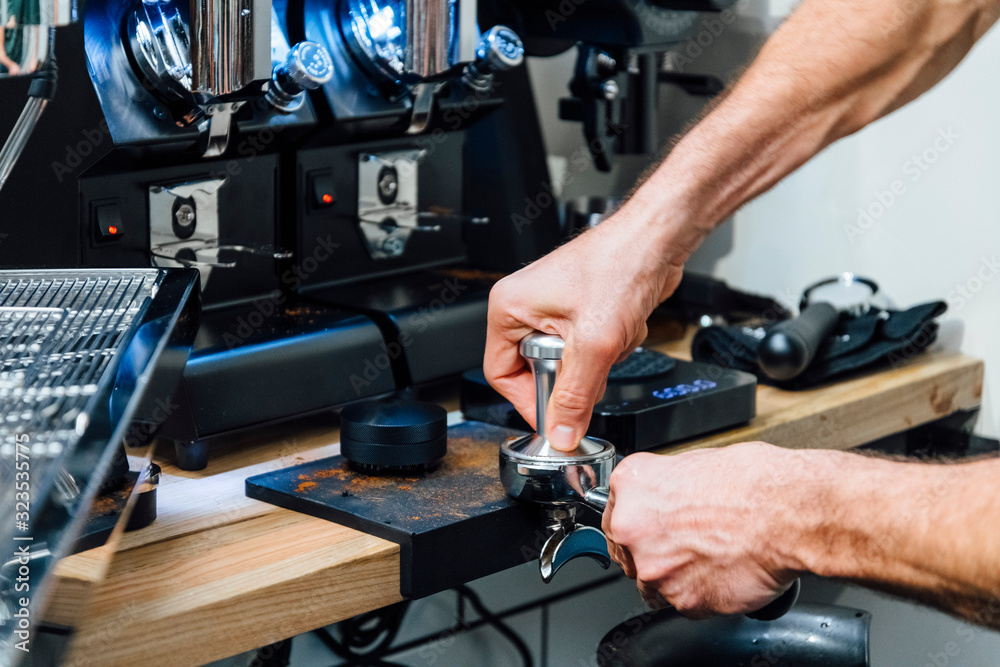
[460,348,758,454]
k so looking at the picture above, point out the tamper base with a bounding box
[502,432,613,462]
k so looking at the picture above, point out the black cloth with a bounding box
[691,301,947,389]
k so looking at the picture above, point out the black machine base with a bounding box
[159,270,495,471]
[245,421,601,599]
[157,300,396,470]
[304,268,496,387]
[461,349,758,454]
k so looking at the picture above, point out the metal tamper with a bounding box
[499,332,616,583]
[499,332,800,620]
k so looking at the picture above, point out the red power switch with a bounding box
[310,172,335,208]
[94,203,124,241]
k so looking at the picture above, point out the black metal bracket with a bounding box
[559,46,725,172]
[558,46,626,172]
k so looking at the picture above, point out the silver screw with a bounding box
[381,236,405,257]
[378,172,398,200]
[175,204,196,229]
[595,52,617,77]
[601,80,620,101]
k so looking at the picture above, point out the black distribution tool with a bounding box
[340,400,448,473]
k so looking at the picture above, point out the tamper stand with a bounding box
[499,333,800,621]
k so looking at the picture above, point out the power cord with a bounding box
[456,585,534,667]
[313,586,536,666]
[313,600,411,666]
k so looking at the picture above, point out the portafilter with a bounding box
[499,332,800,621]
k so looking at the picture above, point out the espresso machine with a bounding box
[0,0,548,470]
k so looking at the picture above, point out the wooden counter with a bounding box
[50,339,983,666]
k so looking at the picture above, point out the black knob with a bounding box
[475,25,525,74]
[463,25,524,91]
[266,41,333,112]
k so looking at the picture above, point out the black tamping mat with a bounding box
[246,421,593,598]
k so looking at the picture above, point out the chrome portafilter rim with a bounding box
[499,433,616,506]
[499,435,616,467]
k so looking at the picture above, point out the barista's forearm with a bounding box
[625,0,1000,264]
[792,451,1000,628]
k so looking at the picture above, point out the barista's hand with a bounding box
[485,209,696,451]
[602,444,812,617]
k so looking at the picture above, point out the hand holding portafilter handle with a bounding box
[514,332,801,621]
[572,481,800,621]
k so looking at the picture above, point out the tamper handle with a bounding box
[519,333,565,436]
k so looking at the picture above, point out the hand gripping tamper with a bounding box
[499,332,800,621]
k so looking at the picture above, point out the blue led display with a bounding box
[652,379,717,400]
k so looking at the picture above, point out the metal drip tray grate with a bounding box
[0,268,199,667]
[0,272,158,459]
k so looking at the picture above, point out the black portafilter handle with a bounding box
[744,579,801,621]
[757,302,840,381]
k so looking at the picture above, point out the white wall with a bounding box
[697,10,1000,439]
